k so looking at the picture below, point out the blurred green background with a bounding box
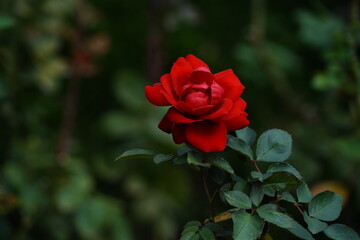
[1,0,359,239]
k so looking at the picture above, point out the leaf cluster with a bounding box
[118,128,360,240]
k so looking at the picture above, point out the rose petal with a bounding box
[214,98,247,122]
[225,114,250,132]
[185,121,227,152]
[170,57,193,96]
[145,83,170,106]
[189,70,214,84]
[166,107,201,123]
[214,69,244,101]
[160,73,178,105]
[203,98,233,119]
[172,123,186,144]
[185,54,209,70]
[158,114,173,133]
[178,101,214,116]
[192,105,214,116]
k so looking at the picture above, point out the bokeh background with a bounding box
[1,0,359,239]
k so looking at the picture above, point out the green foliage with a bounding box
[256,129,292,162]
[227,135,254,160]
[267,163,302,180]
[297,182,313,203]
[180,221,216,240]
[303,212,328,234]
[116,148,155,160]
[153,154,174,164]
[224,190,252,209]
[235,127,257,147]
[308,191,342,221]
[169,127,358,239]
[187,152,211,168]
[324,224,360,240]
[232,210,264,240]
[262,171,301,192]
[256,204,297,229]
[199,227,216,240]
[249,184,264,207]
[208,155,234,175]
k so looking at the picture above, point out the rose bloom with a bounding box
[145,54,249,152]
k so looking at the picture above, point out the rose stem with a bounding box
[294,202,304,215]
[252,160,262,174]
[200,167,215,222]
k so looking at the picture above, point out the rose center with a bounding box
[181,69,224,109]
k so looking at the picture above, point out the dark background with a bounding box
[0,0,359,239]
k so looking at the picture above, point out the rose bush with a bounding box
[145,54,249,152]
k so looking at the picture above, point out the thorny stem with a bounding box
[200,167,215,222]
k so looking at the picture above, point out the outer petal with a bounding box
[203,98,233,119]
[160,73,178,106]
[185,121,227,152]
[214,69,244,101]
[214,98,247,122]
[145,83,170,106]
[225,114,249,132]
[172,123,186,144]
[185,54,210,70]
[170,57,193,96]
[158,114,173,133]
[165,107,201,123]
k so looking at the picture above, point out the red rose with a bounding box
[145,54,249,152]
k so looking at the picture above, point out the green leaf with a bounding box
[220,183,232,202]
[232,210,264,240]
[287,220,315,240]
[250,184,264,207]
[262,171,301,192]
[304,211,328,234]
[184,221,202,228]
[199,227,216,240]
[204,223,229,237]
[115,149,155,161]
[297,182,313,203]
[256,204,296,229]
[227,135,254,160]
[256,129,292,162]
[233,178,249,193]
[187,152,211,167]
[308,191,342,221]
[267,163,302,179]
[173,154,187,165]
[208,156,234,175]
[182,225,200,235]
[209,167,227,185]
[180,231,197,240]
[280,192,296,203]
[224,190,252,209]
[324,224,360,240]
[177,147,192,156]
[153,154,173,164]
[235,127,257,147]
[250,171,272,182]
[190,233,200,240]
